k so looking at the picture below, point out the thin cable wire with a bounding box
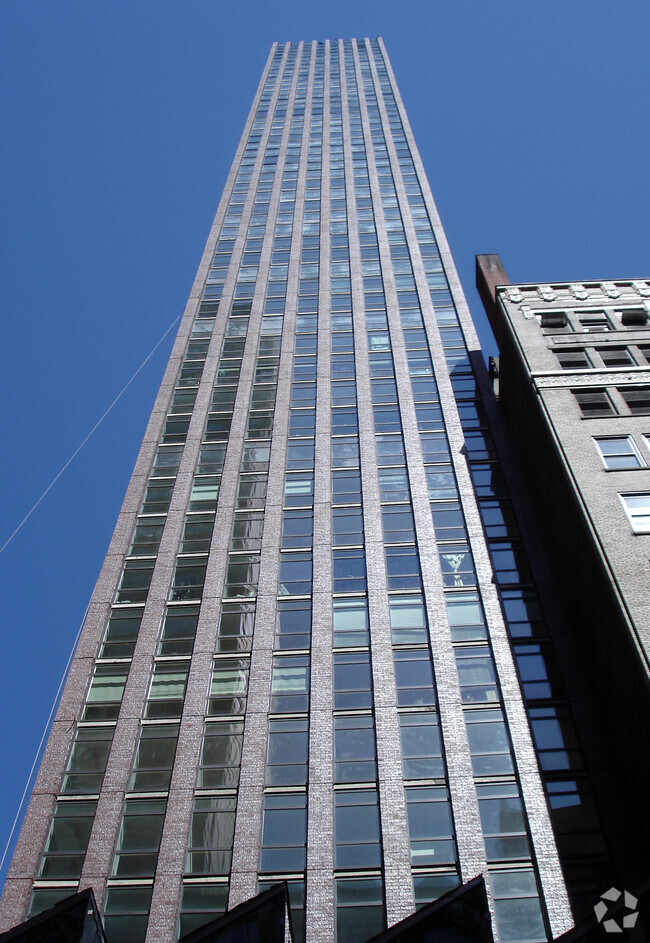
[0,601,89,876]
[0,313,181,558]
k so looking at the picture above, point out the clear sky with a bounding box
[1,0,648,889]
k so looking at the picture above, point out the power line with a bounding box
[0,314,181,557]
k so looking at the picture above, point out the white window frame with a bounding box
[619,493,650,533]
[593,436,644,470]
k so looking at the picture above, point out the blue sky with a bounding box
[0,0,648,887]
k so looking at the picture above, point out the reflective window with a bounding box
[38,800,97,879]
[399,712,444,780]
[186,796,236,875]
[217,602,255,653]
[593,435,644,469]
[405,786,456,865]
[129,724,179,791]
[198,721,244,788]
[334,652,372,709]
[266,717,309,786]
[270,655,309,712]
[113,798,167,877]
[335,878,384,943]
[335,714,377,783]
[335,789,381,869]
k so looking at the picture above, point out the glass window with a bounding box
[186,796,236,874]
[270,655,309,712]
[376,435,405,466]
[282,510,313,549]
[100,609,142,658]
[169,562,206,601]
[178,884,228,939]
[405,786,456,865]
[593,435,645,469]
[420,432,451,464]
[332,470,362,505]
[333,597,369,648]
[151,446,183,478]
[373,405,401,433]
[181,514,215,554]
[431,502,467,541]
[529,706,582,772]
[394,649,436,707]
[158,606,199,656]
[477,784,530,861]
[413,873,461,910]
[333,508,364,547]
[208,658,249,715]
[275,599,311,650]
[113,798,167,877]
[290,409,316,437]
[378,468,410,502]
[83,665,129,721]
[445,592,487,642]
[388,595,427,645]
[266,717,308,786]
[478,500,518,539]
[382,506,415,544]
[335,714,377,783]
[260,793,307,872]
[189,478,220,511]
[491,870,546,943]
[225,554,260,597]
[287,440,315,470]
[116,560,154,604]
[399,712,444,780]
[129,521,164,557]
[62,726,114,795]
[279,552,312,596]
[332,437,360,468]
[335,789,381,869]
[335,878,384,943]
[38,800,97,879]
[425,466,458,500]
[217,602,255,653]
[465,709,514,777]
[439,544,476,588]
[129,724,179,791]
[237,474,267,509]
[145,661,189,718]
[333,549,367,593]
[332,407,359,436]
[241,443,271,472]
[386,547,422,591]
[455,647,499,703]
[284,473,314,507]
[619,492,650,532]
[104,886,153,943]
[198,721,244,788]
[334,652,372,709]
[231,512,265,551]
[197,445,226,476]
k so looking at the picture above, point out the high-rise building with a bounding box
[0,39,620,943]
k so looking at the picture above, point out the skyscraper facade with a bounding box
[0,39,606,943]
